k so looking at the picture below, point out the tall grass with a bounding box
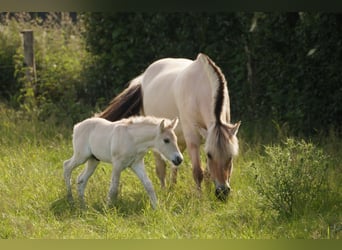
[0,104,341,239]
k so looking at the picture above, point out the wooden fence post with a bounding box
[20,29,37,95]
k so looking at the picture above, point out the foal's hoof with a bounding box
[66,194,74,204]
[79,200,87,210]
[107,198,117,208]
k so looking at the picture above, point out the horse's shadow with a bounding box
[49,196,76,219]
[50,193,148,220]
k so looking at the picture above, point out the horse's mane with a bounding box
[206,122,239,158]
[198,53,229,125]
[198,53,238,156]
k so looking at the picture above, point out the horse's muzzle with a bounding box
[215,186,230,201]
[172,155,183,166]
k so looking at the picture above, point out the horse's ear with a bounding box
[170,117,179,130]
[159,119,166,133]
[197,53,208,65]
[231,121,241,136]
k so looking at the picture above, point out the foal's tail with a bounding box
[99,81,143,121]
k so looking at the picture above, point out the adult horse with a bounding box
[100,53,240,200]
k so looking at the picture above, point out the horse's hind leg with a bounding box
[63,155,88,202]
[77,157,100,207]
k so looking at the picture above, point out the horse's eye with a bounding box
[207,152,212,160]
[163,138,170,144]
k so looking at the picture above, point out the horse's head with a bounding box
[155,118,183,166]
[204,121,240,201]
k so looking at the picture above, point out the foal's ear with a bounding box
[170,117,179,130]
[159,119,166,133]
[231,121,241,136]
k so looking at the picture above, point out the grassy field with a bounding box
[0,104,341,239]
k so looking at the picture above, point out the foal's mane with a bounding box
[122,116,171,127]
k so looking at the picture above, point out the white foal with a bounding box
[63,116,183,209]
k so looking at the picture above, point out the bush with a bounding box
[0,15,22,102]
[254,138,330,218]
[1,12,92,125]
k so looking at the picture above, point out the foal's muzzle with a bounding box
[215,185,231,201]
[172,155,183,166]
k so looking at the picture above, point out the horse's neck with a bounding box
[127,123,158,150]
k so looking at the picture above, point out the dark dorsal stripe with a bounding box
[206,55,226,125]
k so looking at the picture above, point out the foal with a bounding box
[63,116,183,209]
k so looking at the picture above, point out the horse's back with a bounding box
[142,58,192,83]
[141,58,194,121]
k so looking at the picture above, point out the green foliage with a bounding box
[254,138,333,219]
[246,13,342,135]
[0,16,22,102]
[2,12,341,134]
[1,13,92,125]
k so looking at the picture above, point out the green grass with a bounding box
[0,104,341,239]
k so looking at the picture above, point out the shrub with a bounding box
[2,12,92,125]
[0,16,22,102]
[254,138,330,218]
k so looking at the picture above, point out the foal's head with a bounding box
[205,121,240,201]
[155,118,183,166]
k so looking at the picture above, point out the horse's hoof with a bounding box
[215,186,230,201]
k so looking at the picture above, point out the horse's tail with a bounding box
[99,80,143,121]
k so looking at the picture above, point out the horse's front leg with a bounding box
[131,159,157,209]
[153,152,167,188]
[154,152,179,188]
[187,141,203,189]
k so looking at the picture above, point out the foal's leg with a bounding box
[63,155,88,202]
[107,162,122,206]
[77,157,100,207]
[131,160,158,209]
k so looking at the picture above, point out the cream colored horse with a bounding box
[63,116,183,209]
[101,53,240,200]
